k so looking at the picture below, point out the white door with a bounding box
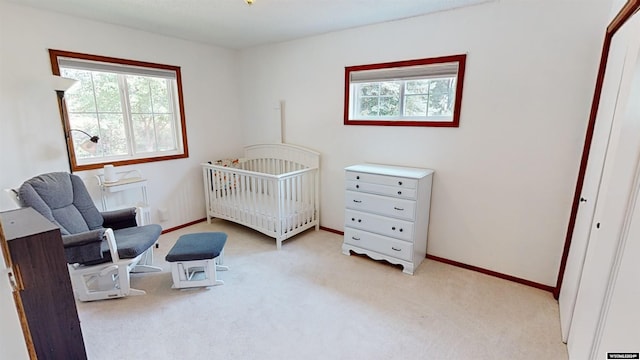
[594,168,640,357]
[558,16,631,342]
[567,12,640,359]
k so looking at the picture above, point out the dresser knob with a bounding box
[397,191,402,195]
[392,227,396,230]
[356,185,360,189]
[358,219,362,223]
[356,176,360,180]
[351,236,360,241]
[351,218,355,221]
[391,247,401,251]
[398,181,403,186]
[399,228,403,232]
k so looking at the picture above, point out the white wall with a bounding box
[238,0,611,286]
[0,1,244,229]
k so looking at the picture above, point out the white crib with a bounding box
[202,143,320,248]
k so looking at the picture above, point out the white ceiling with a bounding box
[8,0,491,49]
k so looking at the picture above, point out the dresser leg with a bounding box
[402,264,415,275]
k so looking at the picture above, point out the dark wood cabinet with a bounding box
[0,207,87,359]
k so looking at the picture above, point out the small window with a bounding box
[49,49,189,171]
[344,54,466,127]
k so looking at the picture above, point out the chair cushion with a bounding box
[81,224,162,265]
[165,232,227,262]
[111,224,162,260]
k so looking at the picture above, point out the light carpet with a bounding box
[77,219,568,360]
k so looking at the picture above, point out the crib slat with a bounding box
[238,173,244,223]
[249,175,257,226]
[256,177,262,229]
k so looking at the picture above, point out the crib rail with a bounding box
[202,158,319,248]
[244,143,320,169]
[241,158,306,176]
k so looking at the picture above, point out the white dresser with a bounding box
[342,164,433,274]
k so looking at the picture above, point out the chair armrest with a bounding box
[62,229,106,264]
[62,229,105,247]
[102,207,138,229]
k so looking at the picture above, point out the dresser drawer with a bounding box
[345,180,417,200]
[345,209,414,242]
[345,190,416,221]
[346,171,417,189]
[344,227,413,262]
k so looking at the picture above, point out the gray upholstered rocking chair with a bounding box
[17,172,162,302]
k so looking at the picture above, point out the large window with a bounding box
[344,54,466,127]
[49,49,189,171]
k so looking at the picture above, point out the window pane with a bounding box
[69,113,99,160]
[61,69,96,113]
[354,82,400,117]
[132,114,157,153]
[379,82,400,96]
[427,79,454,116]
[379,96,400,116]
[404,95,428,116]
[154,114,176,151]
[405,80,429,95]
[358,83,379,96]
[99,113,128,157]
[93,73,122,112]
[127,76,153,114]
[358,97,379,116]
[150,78,170,113]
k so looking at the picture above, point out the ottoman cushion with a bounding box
[165,232,227,262]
